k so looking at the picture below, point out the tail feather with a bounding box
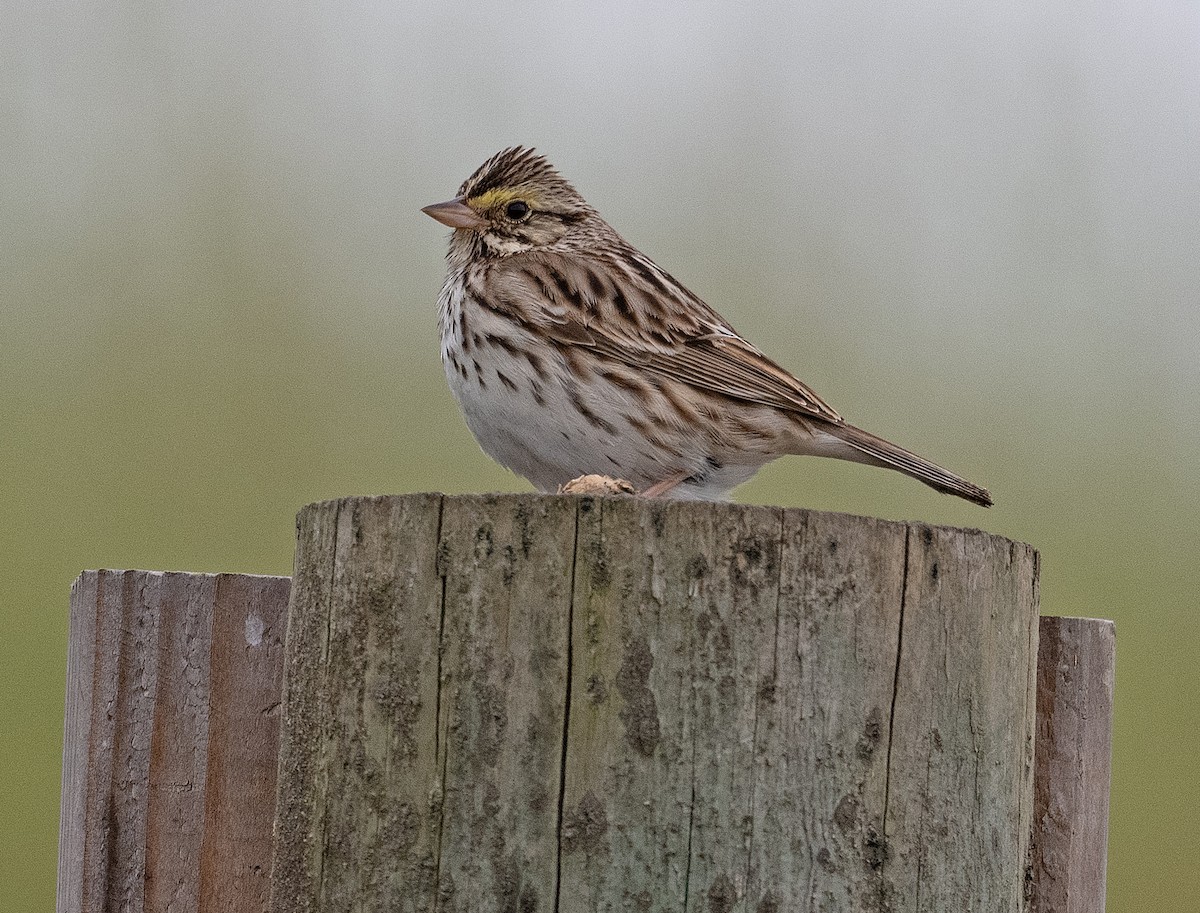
[829,422,993,507]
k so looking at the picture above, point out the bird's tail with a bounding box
[826,422,993,507]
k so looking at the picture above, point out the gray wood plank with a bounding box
[435,494,576,913]
[271,494,446,913]
[270,500,341,913]
[883,527,1040,912]
[144,572,217,913]
[272,493,577,913]
[58,569,289,913]
[1031,616,1116,913]
[201,574,291,911]
[744,509,908,912]
[559,498,780,911]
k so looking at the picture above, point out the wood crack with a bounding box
[432,495,449,913]
[882,524,911,839]
[741,506,786,903]
[551,499,582,913]
[313,500,342,908]
[681,722,698,913]
[431,495,448,912]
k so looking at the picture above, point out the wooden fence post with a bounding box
[269,494,1041,912]
[57,570,289,913]
[55,496,1115,912]
[1032,616,1116,913]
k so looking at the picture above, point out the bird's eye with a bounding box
[505,200,530,220]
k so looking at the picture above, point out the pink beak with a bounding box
[421,197,487,230]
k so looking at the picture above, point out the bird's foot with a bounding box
[558,474,637,496]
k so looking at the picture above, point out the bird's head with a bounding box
[422,147,596,258]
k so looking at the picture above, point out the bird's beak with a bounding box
[421,197,487,230]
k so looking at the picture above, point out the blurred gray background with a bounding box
[3,1,1198,909]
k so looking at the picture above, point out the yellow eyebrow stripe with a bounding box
[469,188,534,211]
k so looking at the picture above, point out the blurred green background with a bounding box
[3,2,1197,909]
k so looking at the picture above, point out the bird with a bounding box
[422,147,992,507]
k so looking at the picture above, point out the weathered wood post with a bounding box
[54,498,1115,912]
[269,493,1043,912]
[57,571,290,913]
[1031,617,1116,913]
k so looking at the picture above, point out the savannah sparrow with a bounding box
[423,147,992,506]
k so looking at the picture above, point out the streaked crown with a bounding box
[458,146,583,205]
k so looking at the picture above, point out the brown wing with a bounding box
[479,248,844,423]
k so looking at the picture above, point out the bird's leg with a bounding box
[640,472,692,499]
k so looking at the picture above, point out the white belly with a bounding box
[439,290,763,498]
[442,322,632,492]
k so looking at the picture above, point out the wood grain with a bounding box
[1031,616,1116,913]
[883,526,1041,912]
[743,508,908,912]
[272,494,1043,912]
[270,494,448,913]
[56,499,1114,911]
[57,570,289,913]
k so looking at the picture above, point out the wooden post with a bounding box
[269,494,1042,912]
[57,570,290,913]
[55,499,1115,912]
[1031,616,1116,913]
